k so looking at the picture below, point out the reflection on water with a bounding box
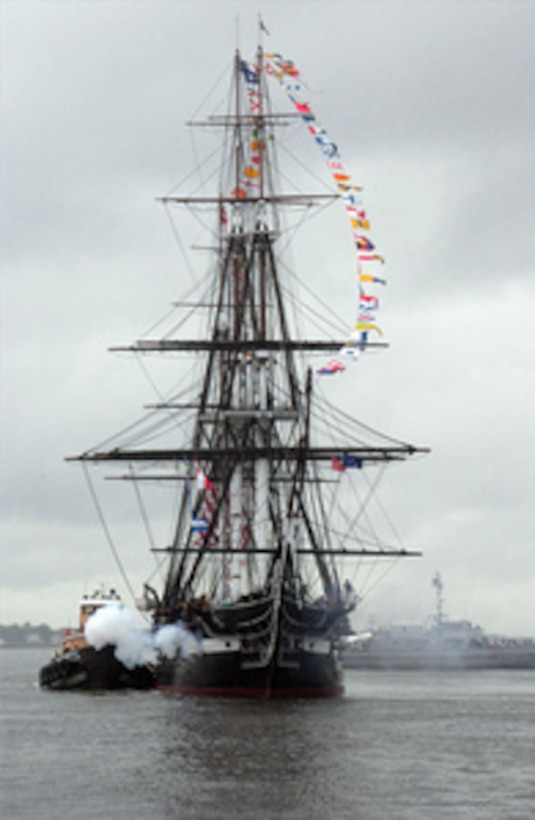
[158,697,352,818]
[1,650,535,819]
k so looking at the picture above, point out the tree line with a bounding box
[0,622,65,646]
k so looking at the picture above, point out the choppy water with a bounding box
[1,648,535,819]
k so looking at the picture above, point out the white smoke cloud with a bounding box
[84,604,202,669]
[154,621,202,660]
[85,603,157,669]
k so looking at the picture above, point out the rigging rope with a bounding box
[82,462,138,605]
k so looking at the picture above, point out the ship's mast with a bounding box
[433,573,444,626]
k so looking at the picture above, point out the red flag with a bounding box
[331,457,345,473]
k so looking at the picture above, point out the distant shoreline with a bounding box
[0,644,57,649]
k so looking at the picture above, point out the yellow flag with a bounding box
[355,322,382,335]
[350,217,371,231]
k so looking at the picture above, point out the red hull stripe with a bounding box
[157,684,344,699]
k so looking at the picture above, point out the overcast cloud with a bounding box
[1,0,534,634]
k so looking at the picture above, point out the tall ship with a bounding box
[70,36,427,697]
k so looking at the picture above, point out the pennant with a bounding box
[195,468,213,491]
[358,252,385,263]
[314,136,338,156]
[269,57,299,77]
[239,61,259,84]
[355,322,383,335]
[342,191,359,206]
[359,301,379,314]
[317,359,346,375]
[359,292,379,307]
[343,454,363,469]
[191,515,209,532]
[355,236,375,251]
[350,210,371,230]
[359,273,386,285]
[331,457,346,472]
[339,345,360,359]
[350,217,371,231]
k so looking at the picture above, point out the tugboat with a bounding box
[39,588,156,690]
[69,32,428,697]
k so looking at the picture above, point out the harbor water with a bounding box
[1,648,534,819]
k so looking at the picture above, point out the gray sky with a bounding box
[1,0,534,633]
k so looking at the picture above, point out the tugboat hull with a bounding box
[39,645,155,691]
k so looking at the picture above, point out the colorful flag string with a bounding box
[263,52,387,371]
[232,53,388,375]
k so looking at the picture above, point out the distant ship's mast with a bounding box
[433,573,444,625]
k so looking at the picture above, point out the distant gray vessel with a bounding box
[342,575,535,670]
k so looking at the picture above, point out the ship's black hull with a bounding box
[39,645,156,691]
[156,590,347,697]
[157,643,344,698]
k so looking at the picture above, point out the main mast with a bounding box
[160,46,308,613]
